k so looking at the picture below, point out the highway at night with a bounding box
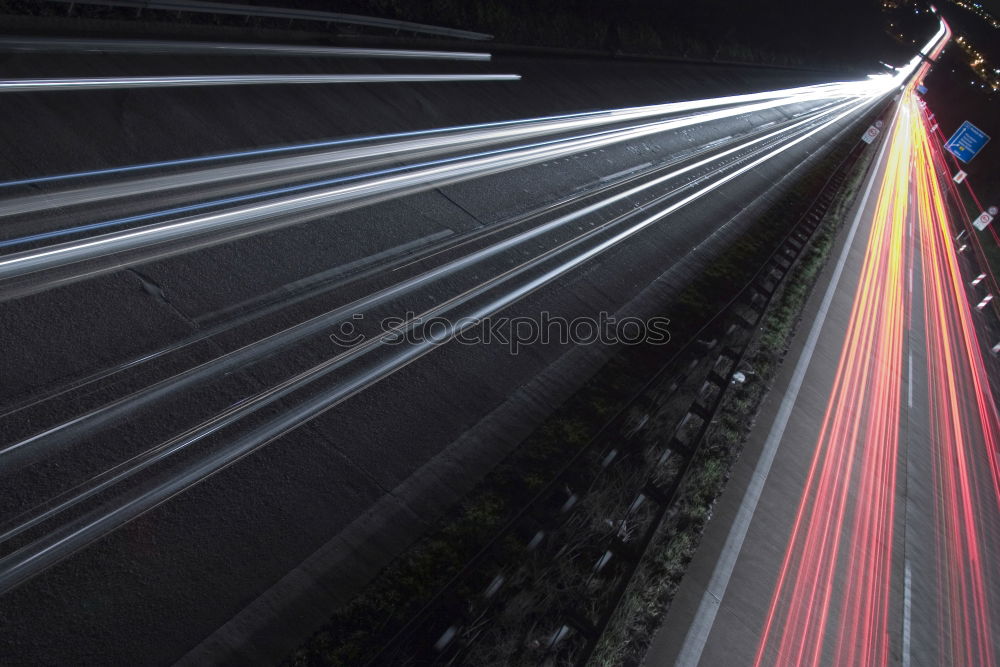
[2,4,998,665]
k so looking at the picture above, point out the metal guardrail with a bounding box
[45,0,494,41]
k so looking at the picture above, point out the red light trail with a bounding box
[752,26,1000,665]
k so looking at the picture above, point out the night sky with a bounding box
[983,0,1000,16]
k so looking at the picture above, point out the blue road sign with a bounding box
[945,121,990,163]
[917,84,928,94]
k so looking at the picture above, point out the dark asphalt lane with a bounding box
[0,43,886,666]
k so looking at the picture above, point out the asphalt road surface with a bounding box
[0,30,912,666]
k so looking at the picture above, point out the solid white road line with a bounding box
[903,559,913,667]
[908,351,914,408]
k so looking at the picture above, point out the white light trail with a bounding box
[0,73,522,92]
[0,95,862,292]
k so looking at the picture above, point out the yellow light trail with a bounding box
[754,83,914,667]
